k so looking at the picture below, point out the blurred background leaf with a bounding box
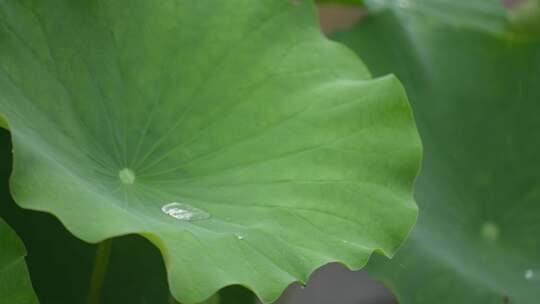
[364,0,509,34]
[316,0,364,5]
[334,2,540,303]
[0,216,38,304]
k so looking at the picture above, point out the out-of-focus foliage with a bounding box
[317,0,364,5]
[365,0,509,34]
[0,217,38,304]
[334,1,540,303]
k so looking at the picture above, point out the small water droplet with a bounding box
[118,168,135,184]
[236,234,244,240]
[161,202,210,221]
[481,221,499,241]
[525,269,534,280]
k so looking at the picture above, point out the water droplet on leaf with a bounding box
[236,234,244,240]
[161,202,210,221]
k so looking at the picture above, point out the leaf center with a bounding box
[481,222,499,242]
[118,168,136,185]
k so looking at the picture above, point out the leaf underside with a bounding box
[0,0,420,302]
[334,1,540,303]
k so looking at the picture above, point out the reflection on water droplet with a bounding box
[118,168,135,184]
[161,202,210,221]
[525,269,534,280]
[236,234,244,240]
[481,221,499,241]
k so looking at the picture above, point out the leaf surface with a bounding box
[334,3,540,304]
[0,0,420,302]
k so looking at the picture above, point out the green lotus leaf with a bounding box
[0,150,253,304]
[334,6,540,304]
[0,217,38,304]
[0,0,420,302]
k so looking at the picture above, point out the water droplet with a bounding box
[161,202,210,221]
[481,221,499,241]
[236,234,244,240]
[118,168,135,184]
[525,269,534,280]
